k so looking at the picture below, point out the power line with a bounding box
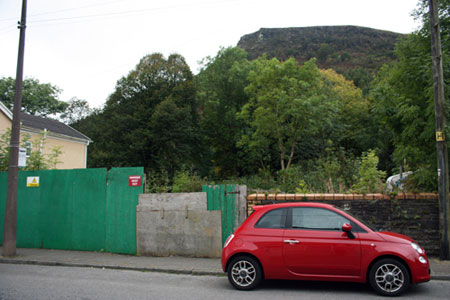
[2,0,241,27]
[27,0,128,18]
[0,0,128,22]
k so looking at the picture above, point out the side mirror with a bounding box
[342,223,355,239]
[342,223,352,232]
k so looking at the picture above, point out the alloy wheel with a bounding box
[231,260,256,287]
[374,263,405,293]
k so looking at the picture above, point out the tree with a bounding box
[317,43,334,63]
[59,97,92,124]
[238,57,332,171]
[369,0,450,190]
[344,67,374,96]
[73,53,200,177]
[196,47,250,177]
[320,68,373,154]
[0,77,67,116]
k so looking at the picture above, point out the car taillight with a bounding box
[224,234,235,248]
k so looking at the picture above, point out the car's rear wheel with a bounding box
[369,258,410,296]
[227,256,262,290]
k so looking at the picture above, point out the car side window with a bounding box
[291,207,349,231]
[255,208,286,229]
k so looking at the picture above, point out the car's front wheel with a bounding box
[227,256,262,290]
[369,258,410,296]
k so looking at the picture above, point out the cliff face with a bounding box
[237,26,404,73]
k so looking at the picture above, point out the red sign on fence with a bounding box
[128,175,142,187]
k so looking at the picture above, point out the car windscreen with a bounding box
[336,208,376,232]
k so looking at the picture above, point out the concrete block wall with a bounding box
[137,193,222,258]
[247,193,440,257]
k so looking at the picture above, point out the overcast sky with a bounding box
[0,0,421,109]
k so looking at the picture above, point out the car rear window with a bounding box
[255,208,286,229]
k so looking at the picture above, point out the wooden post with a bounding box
[429,0,450,260]
[2,0,27,257]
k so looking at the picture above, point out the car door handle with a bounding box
[284,239,300,244]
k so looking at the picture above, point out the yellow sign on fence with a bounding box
[27,176,39,187]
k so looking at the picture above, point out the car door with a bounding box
[283,207,361,278]
[251,207,287,278]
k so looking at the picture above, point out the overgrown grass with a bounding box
[145,150,389,194]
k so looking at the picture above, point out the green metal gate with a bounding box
[105,167,143,254]
[0,167,144,254]
[202,184,239,245]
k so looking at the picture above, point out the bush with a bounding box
[277,166,308,193]
[171,170,205,193]
[352,150,386,193]
[0,128,62,171]
[145,169,171,193]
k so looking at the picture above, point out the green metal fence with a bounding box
[0,167,144,254]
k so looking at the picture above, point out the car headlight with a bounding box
[411,242,424,254]
[224,234,235,248]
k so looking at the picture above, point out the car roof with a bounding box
[253,202,335,211]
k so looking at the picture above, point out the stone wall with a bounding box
[247,193,440,257]
[137,193,222,258]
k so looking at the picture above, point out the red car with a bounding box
[221,202,430,296]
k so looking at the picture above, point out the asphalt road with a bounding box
[0,264,449,300]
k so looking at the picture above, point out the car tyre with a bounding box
[227,256,262,290]
[369,258,410,297]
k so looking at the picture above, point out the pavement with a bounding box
[0,247,223,276]
[1,247,450,281]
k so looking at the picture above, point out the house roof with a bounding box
[1,101,91,143]
[0,101,13,119]
[21,113,91,142]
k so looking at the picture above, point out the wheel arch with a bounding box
[366,255,412,283]
[225,252,265,279]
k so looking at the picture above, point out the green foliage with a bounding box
[369,1,450,191]
[0,129,10,169]
[340,51,351,62]
[59,97,92,124]
[230,168,277,192]
[0,77,67,116]
[320,69,375,154]
[317,43,334,62]
[226,147,360,194]
[0,128,62,171]
[352,150,386,194]
[64,8,450,194]
[145,169,205,193]
[196,47,250,178]
[295,180,309,193]
[238,57,331,171]
[296,147,359,193]
[73,53,201,178]
[145,169,171,193]
[344,67,374,95]
[171,170,205,193]
[277,166,306,193]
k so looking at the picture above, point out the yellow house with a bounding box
[0,101,91,169]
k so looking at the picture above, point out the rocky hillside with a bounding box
[237,26,405,74]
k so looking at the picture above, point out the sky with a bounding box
[0,0,422,109]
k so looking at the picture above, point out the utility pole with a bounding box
[2,0,27,257]
[429,0,450,260]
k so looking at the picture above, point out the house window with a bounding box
[24,141,32,157]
